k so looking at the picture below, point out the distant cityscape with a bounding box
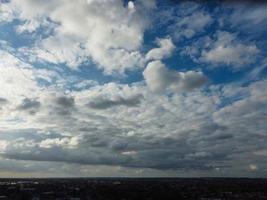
[0,178,266,199]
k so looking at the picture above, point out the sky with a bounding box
[0,0,267,178]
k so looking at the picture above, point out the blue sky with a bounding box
[0,0,267,177]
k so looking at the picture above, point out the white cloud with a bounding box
[145,38,175,61]
[0,2,15,22]
[26,34,88,69]
[7,0,155,74]
[173,11,213,40]
[249,164,258,171]
[143,61,179,93]
[128,1,135,12]
[0,50,39,101]
[39,137,80,149]
[201,31,260,67]
[143,60,207,93]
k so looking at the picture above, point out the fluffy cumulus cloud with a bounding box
[0,0,267,177]
[145,38,175,61]
[143,60,207,93]
[5,0,155,74]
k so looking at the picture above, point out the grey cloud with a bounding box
[180,71,208,90]
[0,97,8,104]
[0,123,231,171]
[0,129,68,144]
[0,112,262,172]
[17,98,41,115]
[55,96,75,107]
[87,94,143,109]
[110,139,128,151]
[0,97,8,109]
[0,79,267,175]
[53,96,75,116]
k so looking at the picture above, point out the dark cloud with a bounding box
[0,97,8,104]
[17,98,41,115]
[87,94,143,109]
[55,96,75,107]
[0,98,8,109]
[53,96,75,115]
[0,125,230,171]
